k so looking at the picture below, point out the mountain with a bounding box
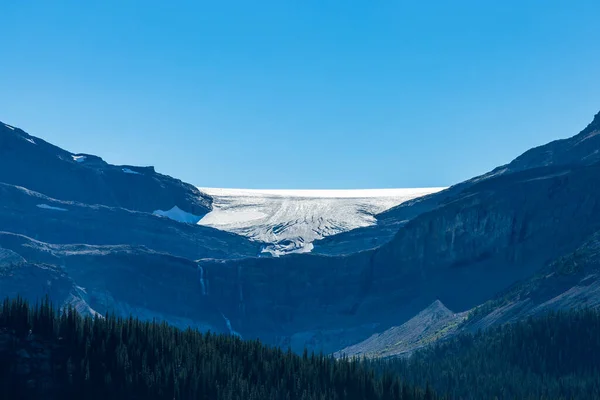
[321,111,600,255]
[195,111,600,353]
[0,122,211,217]
[463,228,600,332]
[0,120,263,335]
[337,224,600,357]
[0,182,258,260]
[371,308,600,399]
[0,232,234,333]
[359,111,600,354]
[335,300,467,359]
[2,111,600,357]
[198,187,443,256]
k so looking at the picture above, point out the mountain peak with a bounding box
[334,300,465,359]
[584,110,600,134]
[420,299,452,317]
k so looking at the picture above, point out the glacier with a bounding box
[198,187,444,256]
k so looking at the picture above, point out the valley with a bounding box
[1,110,600,363]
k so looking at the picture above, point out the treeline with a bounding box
[5,296,600,399]
[0,297,436,400]
[372,309,600,399]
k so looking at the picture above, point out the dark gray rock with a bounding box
[0,121,264,334]
[0,121,212,216]
[3,111,600,358]
[197,112,600,354]
[315,111,600,255]
[362,228,600,357]
[0,183,261,260]
[0,233,232,335]
[334,300,467,358]
[464,229,600,332]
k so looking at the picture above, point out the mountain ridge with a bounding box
[2,110,600,358]
[0,121,212,217]
[196,110,600,353]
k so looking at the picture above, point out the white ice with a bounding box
[122,168,141,175]
[153,206,202,224]
[72,155,87,163]
[4,124,15,130]
[24,137,36,145]
[198,187,445,256]
[37,204,68,212]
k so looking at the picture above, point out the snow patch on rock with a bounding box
[122,168,141,175]
[37,204,68,212]
[72,155,87,163]
[471,168,508,183]
[153,206,202,224]
[262,240,314,257]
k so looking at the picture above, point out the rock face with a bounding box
[464,230,600,332]
[0,182,259,260]
[363,227,600,356]
[334,300,467,358]
[0,122,212,216]
[2,112,600,356]
[0,233,231,334]
[0,121,262,335]
[319,111,600,255]
[196,111,600,353]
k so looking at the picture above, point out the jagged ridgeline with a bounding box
[0,297,437,400]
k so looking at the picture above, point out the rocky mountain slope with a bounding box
[0,122,211,217]
[319,111,600,255]
[2,111,600,356]
[334,300,467,358]
[463,229,600,332]
[341,226,600,358]
[0,120,263,335]
[0,182,258,260]
[196,111,600,353]
[0,232,232,333]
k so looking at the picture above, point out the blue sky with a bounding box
[2,1,599,189]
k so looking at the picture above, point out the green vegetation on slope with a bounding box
[0,297,436,400]
[373,309,600,399]
[4,295,600,399]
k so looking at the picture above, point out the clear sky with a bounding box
[2,1,599,189]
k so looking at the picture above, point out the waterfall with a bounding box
[237,265,245,315]
[221,313,242,338]
[198,266,206,296]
